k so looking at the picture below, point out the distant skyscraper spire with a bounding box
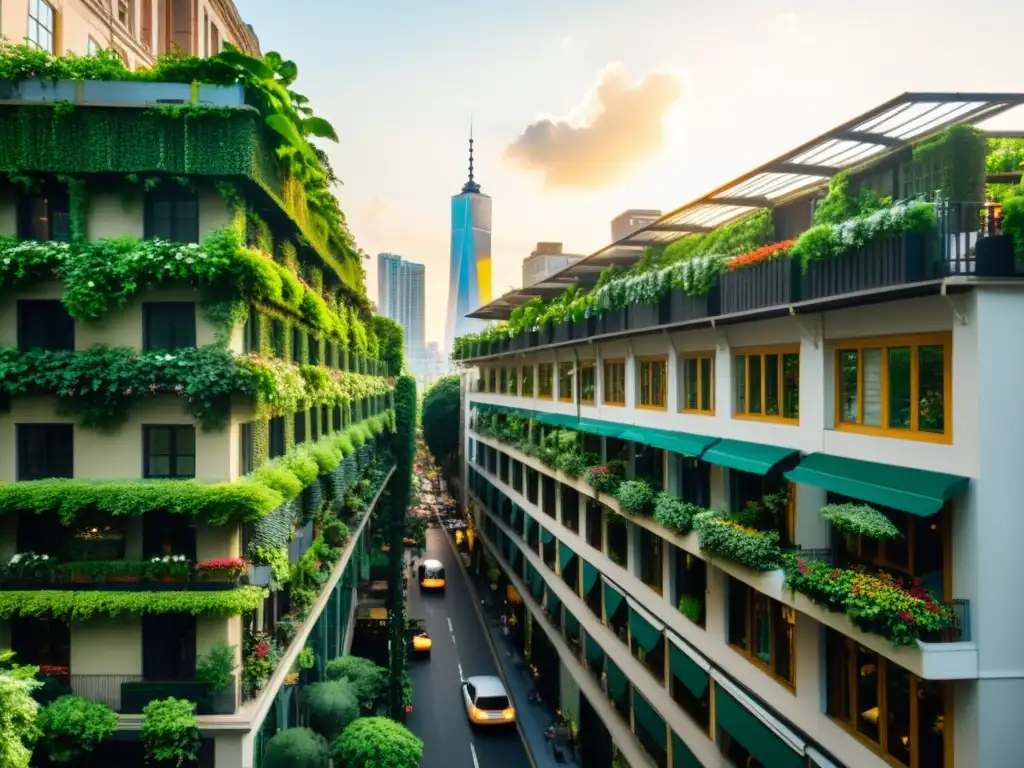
[462,118,481,194]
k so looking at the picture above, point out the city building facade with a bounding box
[523,242,585,288]
[445,134,493,354]
[0,47,392,767]
[1,0,259,68]
[611,208,662,243]
[377,252,426,362]
[453,94,1024,768]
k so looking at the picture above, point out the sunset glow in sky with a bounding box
[239,0,1024,345]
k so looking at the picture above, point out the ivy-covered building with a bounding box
[455,93,1024,768]
[0,45,398,766]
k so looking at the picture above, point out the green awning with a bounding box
[509,505,520,526]
[606,658,627,701]
[701,439,800,476]
[785,452,969,517]
[582,561,599,595]
[541,527,554,545]
[577,418,626,440]
[669,639,709,698]
[617,425,718,458]
[632,692,666,750]
[715,687,804,768]
[672,733,701,768]
[533,412,580,429]
[558,542,575,571]
[584,632,604,666]
[546,592,561,617]
[603,581,625,620]
[564,609,580,639]
[628,602,663,654]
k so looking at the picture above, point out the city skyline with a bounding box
[376,252,426,361]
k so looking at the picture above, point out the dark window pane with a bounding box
[18,191,70,242]
[888,347,912,429]
[17,300,74,351]
[143,303,196,351]
[148,455,171,477]
[144,426,196,479]
[144,188,199,243]
[16,424,74,480]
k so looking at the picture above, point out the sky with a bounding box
[239,0,1024,347]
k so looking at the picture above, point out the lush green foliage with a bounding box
[331,717,424,768]
[912,123,989,202]
[614,479,655,516]
[693,511,783,571]
[324,656,388,715]
[140,697,200,768]
[652,493,700,535]
[1001,195,1024,259]
[263,727,330,768]
[304,680,360,740]
[821,503,902,541]
[421,375,461,464]
[35,695,118,764]
[0,650,40,768]
[371,316,405,376]
[0,586,267,620]
[195,642,238,692]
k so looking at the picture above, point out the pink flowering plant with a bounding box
[195,558,251,579]
[784,556,957,646]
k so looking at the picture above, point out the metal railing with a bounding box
[69,674,143,712]
[937,200,1005,276]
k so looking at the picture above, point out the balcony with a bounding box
[47,674,235,716]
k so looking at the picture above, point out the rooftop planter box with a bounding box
[800,231,938,300]
[627,296,669,331]
[719,255,799,314]
[120,681,209,714]
[571,316,596,340]
[552,321,572,344]
[668,285,720,323]
[0,78,247,107]
[510,332,529,351]
[599,307,627,335]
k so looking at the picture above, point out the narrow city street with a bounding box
[406,525,533,768]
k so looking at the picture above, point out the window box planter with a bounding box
[571,317,595,340]
[627,297,668,330]
[719,255,799,314]
[198,682,238,716]
[107,575,141,584]
[538,324,554,345]
[510,332,529,351]
[552,321,572,344]
[525,330,540,348]
[496,337,511,354]
[801,231,938,300]
[668,285,720,323]
[600,307,627,335]
[120,681,207,714]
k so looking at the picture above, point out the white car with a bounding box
[461,675,516,726]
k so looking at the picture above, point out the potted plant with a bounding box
[195,558,251,582]
[149,555,191,582]
[195,641,238,715]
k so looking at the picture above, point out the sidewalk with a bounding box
[454,541,580,768]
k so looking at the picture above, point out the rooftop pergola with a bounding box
[469,92,1024,321]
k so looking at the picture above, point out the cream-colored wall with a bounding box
[70,617,143,674]
[195,522,241,562]
[0,397,236,482]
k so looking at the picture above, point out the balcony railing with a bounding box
[68,674,143,712]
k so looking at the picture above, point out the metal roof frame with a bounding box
[469,92,1024,321]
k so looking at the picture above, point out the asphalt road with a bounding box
[406,525,533,768]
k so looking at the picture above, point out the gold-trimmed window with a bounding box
[680,353,714,414]
[580,362,596,404]
[558,362,574,402]
[521,365,534,398]
[538,363,554,399]
[603,359,625,406]
[637,357,667,409]
[835,333,951,443]
[734,346,800,422]
[726,580,795,688]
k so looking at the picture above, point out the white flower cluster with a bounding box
[8,552,50,565]
[150,554,189,564]
[593,251,727,308]
[831,199,930,252]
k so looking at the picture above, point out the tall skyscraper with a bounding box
[376,253,425,362]
[444,129,492,353]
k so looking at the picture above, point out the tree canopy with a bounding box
[371,316,405,376]
[421,375,461,465]
[331,717,423,768]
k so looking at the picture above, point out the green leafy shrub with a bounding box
[584,465,621,495]
[652,493,702,535]
[304,680,360,740]
[555,451,588,478]
[821,503,901,541]
[678,595,703,624]
[296,647,315,671]
[422,376,460,465]
[614,480,655,516]
[36,694,118,764]
[195,642,237,692]
[322,520,349,546]
[324,656,388,714]
[692,511,782,571]
[263,727,330,768]
[331,716,423,768]
[140,698,200,768]
[0,586,267,620]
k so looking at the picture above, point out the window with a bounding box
[507,367,518,395]
[499,367,508,394]
[17,187,69,241]
[487,368,497,393]
[310,407,319,441]
[734,347,800,421]
[727,579,795,687]
[27,0,56,52]
[826,629,948,767]
[294,411,307,444]
[638,527,662,594]
[143,426,196,478]
[521,365,534,397]
[17,300,74,351]
[87,38,102,55]
[239,423,253,476]
[16,424,73,480]
[291,327,303,364]
[140,0,153,50]
[117,0,133,28]
[309,337,320,365]
[580,362,596,404]
[603,359,625,405]
[558,362,574,402]
[637,357,667,409]
[678,457,710,508]
[269,416,285,458]
[674,548,706,627]
[210,24,221,52]
[144,186,199,243]
[143,302,196,351]
[537,363,554,399]
[680,353,714,414]
[836,333,950,443]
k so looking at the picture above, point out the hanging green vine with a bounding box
[912,124,988,201]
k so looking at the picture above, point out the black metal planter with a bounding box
[627,296,669,330]
[801,231,935,300]
[668,286,720,323]
[974,234,1016,277]
[526,330,540,348]
[571,317,595,340]
[599,308,627,335]
[719,256,799,314]
[552,322,572,344]
[510,332,528,351]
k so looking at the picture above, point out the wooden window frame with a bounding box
[636,356,668,410]
[734,345,800,424]
[579,361,596,405]
[680,352,715,415]
[521,365,535,398]
[728,582,795,690]
[602,359,626,406]
[557,362,574,403]
[827,631,954,768]
[833,332,952,445]
[537,363,554,400]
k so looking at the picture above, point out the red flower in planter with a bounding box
[195,558,251,577]
[797,561,808,574]
[898,611,914,622]
[726,240,795,271]
[253,642,270,658]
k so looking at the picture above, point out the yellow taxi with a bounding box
[461,675,516,727]
[407,618,432,655]
[418,559,446,591]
